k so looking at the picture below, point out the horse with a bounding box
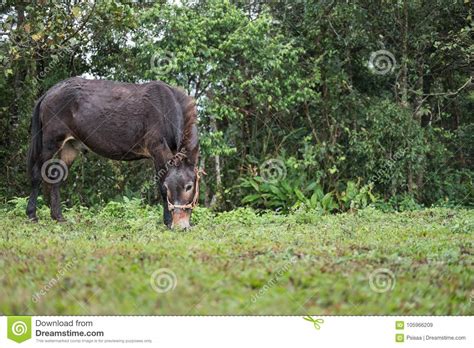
[26,77,201,229]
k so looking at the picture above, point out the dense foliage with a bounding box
[1,0,472,212]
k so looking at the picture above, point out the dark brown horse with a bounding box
[26,77,201,229]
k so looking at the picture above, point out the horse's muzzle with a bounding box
[171,208,191,229]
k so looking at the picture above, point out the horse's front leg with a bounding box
[159,184,172,228]
[151,139,174,228]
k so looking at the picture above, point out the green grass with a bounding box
[0,199,473,315]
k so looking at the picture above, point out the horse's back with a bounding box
[38,77,189,160]
[41,77,183,119]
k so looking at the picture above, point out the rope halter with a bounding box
[167,167,206,211]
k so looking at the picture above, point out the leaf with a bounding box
[306,182,318,191]
[345,181,357,199]
[281,181,292,194]
[248,179,259,192]
[311,186,324,201]
[294,187,306,202]
[72,6,81,18]
[269,185,286,201]
[310,192,320,207]
[241,194,260,204]
[31,33,43,41]
[369,193,376,203]
[322,192,337,211]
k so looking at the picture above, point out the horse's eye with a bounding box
[185,184,193,192]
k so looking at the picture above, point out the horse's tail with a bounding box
[27,94,45,177]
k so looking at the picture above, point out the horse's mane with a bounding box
[182,99,198,149]
[173,88,199,166]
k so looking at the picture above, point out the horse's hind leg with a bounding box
[42,138,77,222]
[26,140,61,222]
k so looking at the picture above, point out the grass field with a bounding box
[0,199,473,315]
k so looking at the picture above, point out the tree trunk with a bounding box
[400,0,409,108]
[8,4,26,142]
[209,117,222,208]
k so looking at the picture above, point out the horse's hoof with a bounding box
[53,217,67,223]
[28,217,39,223]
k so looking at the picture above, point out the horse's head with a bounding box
[162,163,200,229]
[159,97,200,229]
